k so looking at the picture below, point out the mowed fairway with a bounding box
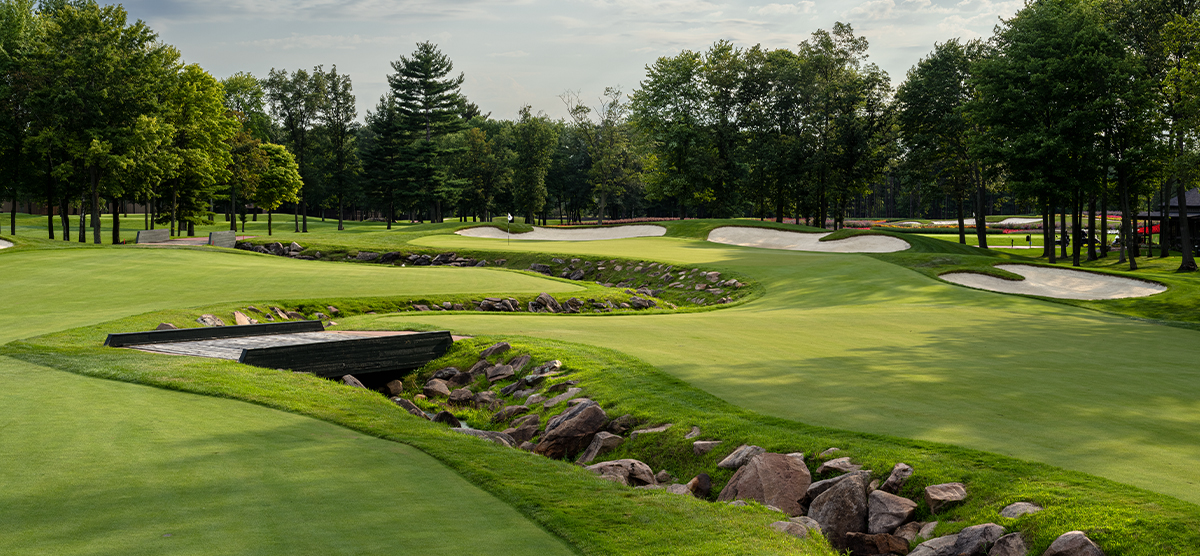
[0,244,581,554]
[400,233,1200,504]
[0,246,582,344]
[0,357,574,556]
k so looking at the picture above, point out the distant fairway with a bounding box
[0,356,574,556]
[403,233,1200,504]
[0,247,581,344]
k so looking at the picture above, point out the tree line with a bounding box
[1,0,1198,272]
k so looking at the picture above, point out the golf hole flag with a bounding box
[507,213,513,223]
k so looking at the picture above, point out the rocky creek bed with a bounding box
[328,339,1108,556]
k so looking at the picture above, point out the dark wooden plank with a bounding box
[105,320,325,348]
[238,331,453,377]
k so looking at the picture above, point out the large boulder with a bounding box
[423,379,451,398]
[492,405,530,423]
[1042,531,1103,556]
[716,453,812,516]
[717,444,765,469]
[448,388,474,405]
[535,292,563,313]
[693,440,723,455]
[989,533,1028,556]
[390,397,427,419]
[542,387,582,408]
[486,364,515,383]
[868,489,918,534]
[925,483,967,513]
[686,473,712,498]
[586,459,656,486]
[508,354,532,374]
[771,519,820,540]
[196,314,225,327]
[952,523,1005,555]
[533,400,607,459]
[341,375,366,388]
[386,380,406,397]
[807,470,871,502]
[910,534,960,556]
[816,456,862,474]
[881,462,914,494]
[807,471,869,549]
[576,431,624,464]
[431,411,460,427]
[845,532,910,556]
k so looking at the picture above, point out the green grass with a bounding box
[0,355,576,556]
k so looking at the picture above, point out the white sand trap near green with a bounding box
[0,239,11,249]
[456,225,666,241]
[707,226,909,253]
[941,264,1167,300]
[928,217,1042,226]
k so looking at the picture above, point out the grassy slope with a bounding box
[402,229,1200,506]
[0,355,575,556]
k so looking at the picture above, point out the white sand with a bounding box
[706,226,910,253]
[940,264,1166,300]
[456,225,666,241]
[0,239,11,249]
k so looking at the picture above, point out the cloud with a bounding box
[244,34,403,50]
[488,50,530,58]
[752,2,815,15]
[848,0,897,20]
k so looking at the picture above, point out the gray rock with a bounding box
[535,292,563,313]
[820,447,841,456]
[542,387,582,408]
[953,523,1005,555]
[466,359,492,377]
[684,426,701,439]
[1000,502,1043,519]
[575,431,624,464]
[491,405,530,423]
[655,470,672,484]
[693,440,723,455]
[530,360,562,375]
[816,456,862,474]
[771,520,819,539]
[807,471,869,549]
[895,521,924,543]
[1042,531,1103,556]
[519,441,536,451]
[432,367,461,381]
[545,380,579,394]
[728,500,748,507]
[472,391,501,410]
[910,534,960,556]
[881,462,914,494]
[664,484,690,495]
[989,533,1028,556]
[155,322,177,330]
[423,379,451,398]
[717,444,765,469]
[503,414,540,444]
[454,428,517,448]
[341,375,365,388]
[479,342,511,359]
[196,314,225,327]
[233,311,253,325]
[686,473,711,498]
[526,394,546,406]
[508,354,532,374]
[534,400,607,459]
[629,423,673,440]
[925,482,967,513]
[586,459,656,487]
[846,532,910,556]
[486,364,515,383]
[919,521,939,539]
[807,470,871,502]
[716,453,812,516]
[390,397,427,419]
[432,411,460,427]
[868,489,918,534]
[448,388,474,405]
[607,414,636,435]
[356,251,379,261]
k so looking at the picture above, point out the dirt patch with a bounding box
[706,227,909,253]
[940,264,1166,300]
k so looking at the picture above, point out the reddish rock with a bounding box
[716,453,812,516]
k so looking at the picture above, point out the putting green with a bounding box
[0,356,573,555]
[403,233,1200,504]
[0,247,581,344]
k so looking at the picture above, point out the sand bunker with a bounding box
[940,264,1166,300]
[0,239,11,249]
[706,226,909,253]
[928,217,1042,226]
[456,225,666,241]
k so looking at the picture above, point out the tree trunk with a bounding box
[45,174,54,240]
[1087,196,1097,262]
[1159,181,1170,258]
[302,195,308,232]
[59,198,68,241]
[90,166,101,244]
[112,199,121,245]
[1101,189,1108,257]
[1044,200,1056,263]
[975,166,988,249]
[230,184,238,231]
[1119,167,1135,269]
[171,188,178,237]
[956,197,966,244]
[338,193,344,231]
[78,194,86,243]
[1176,177,1197,271]
[1071,194,1081,267]
[1059,209,1067,260]
[268,211,273,236]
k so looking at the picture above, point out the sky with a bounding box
[120,0,1026,121]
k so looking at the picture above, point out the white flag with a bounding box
[506,213,513,223]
